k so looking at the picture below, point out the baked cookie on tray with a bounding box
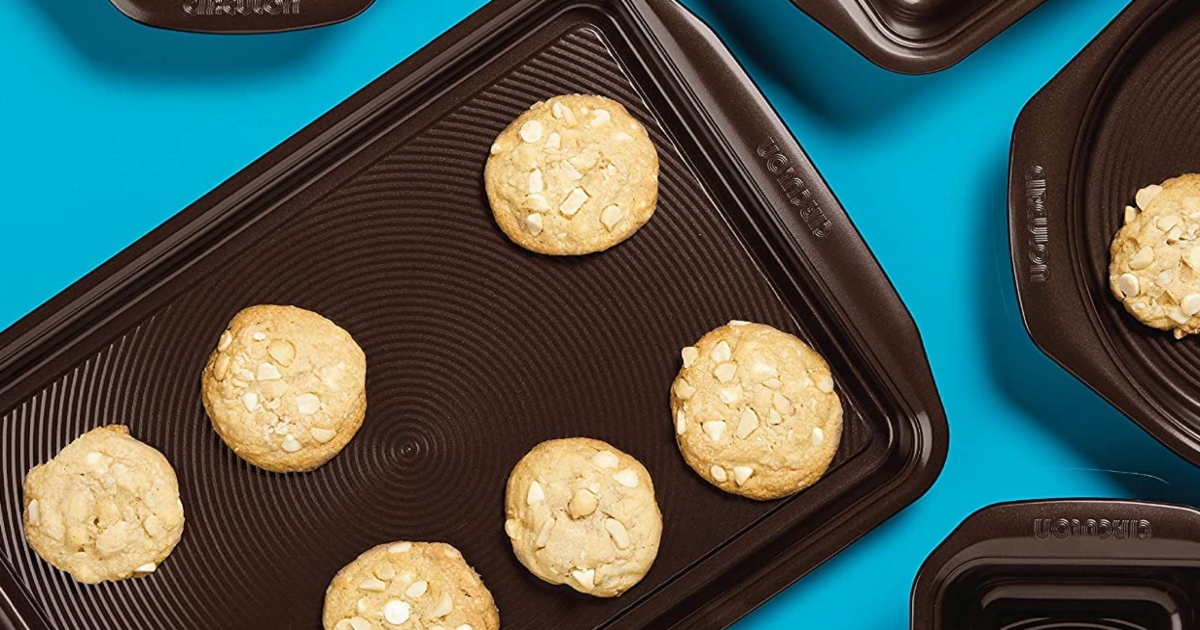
[671,321,843,500]
[22,425,185,584]
[485,94,659,255]
[323,541,499,630]
[504,438,662,597]
[1110,174,1200,339]
[201,305,367,473]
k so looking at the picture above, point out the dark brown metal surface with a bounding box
[1010,0,1200,468]
[789,0,1047,74]
[0,0,947,628]
[913,500,1200,630]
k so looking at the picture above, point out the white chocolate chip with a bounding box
[383,600,410,625]
[310,427,336,443]
[673,378,695,400]
[600,204,624,231]
[1117,273,1141,298]
[719,384,743,404]
[267,339,295,367]
[590,109,611,126]
[490,142,503,155]
[675,410,687,435]
[359,577,387,592]
[374,564,396,580]
[455,626,472,630]
[505,518,519,539]
[560,187,588,216]
[546,132,561,150]
[430,593,453,618]
[569,488,599,519]
[614,469,639,488]
[812,427,825,446]
[1183,294,1200,316]
[519,120,544,143]
[27,500,39,525]
[1124,206,1139,225]
[773,393,793,414]
[405,581,428,598]
[710,465,727,482]
[252,331,267,342]
[552,101,568,119]
[681,346,699,368]
[605,518,630,549]
[214,353,231,381]
[817,375,835,393]
[528,168,544,194]
[763,378,782,389]
[281,434,301,453]
[349,618,373,630]
[242,392,260,412]
[572,568,596,590]
[1129,246,1155,270]
[525,213,544,235]
[257,362,282,382]
[527,480,545,505]
[86,451,102,466]
[134,562,156,574]
[218,330,233,351]
[752,362,779,378]
[525,194,550,213]
[592,450,619,469]
[703,421,726,442]
[714,362,738,383]
[1137,184,1164,210]
[388,542,412,554]
[561,161,584,181]
[711,341,732,363]
[736,408,759,439]
[357,598,370,615]
[733,466,754,486]
[535,517,556,548]
[768,409,783,425]
[614,131,632,142]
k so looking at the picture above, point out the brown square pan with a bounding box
[912,500,1200,630]
[0,0,948,628]
[789,0,1046,74]
[1009,0,1200,467]
[107,0,377,34]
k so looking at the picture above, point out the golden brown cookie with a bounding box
[323,541,499,630]
[1110,174,1200,338]
[504,438,662,598]
[671,321,843,500]
[22,425,185,584]
[485,94,659,255]
[201,305,367,472]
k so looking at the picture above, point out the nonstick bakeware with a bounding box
[912,500,1200,630]
[1010,0,1200,468]
[0,0,948,628]
[108,0,375,33]
[788,0,1046,74]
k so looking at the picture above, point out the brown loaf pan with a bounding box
[107,0,376,33]
[912,500,1200,630]
[788,0,1046,74]
[0,0,948,628]
[1009,0,1200,467]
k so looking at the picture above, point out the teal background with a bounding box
[2,0,1197,627]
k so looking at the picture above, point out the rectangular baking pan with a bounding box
[789,0,1046,74]
[1009,0,1200,467]
[0,0,948,628]
[107,0,376,34]
[913,500,1200,630]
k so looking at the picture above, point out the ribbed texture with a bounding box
[0,26,870,630]
[1081,4,1200,432]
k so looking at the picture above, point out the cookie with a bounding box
[485,94,660,255]
[201,305,367,473]
[323,541,499,630]
[504,438,661,598]
[671,321,843,500]
[22,425,185,584]
[1110,174,1200,338]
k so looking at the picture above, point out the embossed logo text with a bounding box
[1025,166,1050,283]
[183,0,300,16]
[1033,518,1151,540]
[757,137,831,239]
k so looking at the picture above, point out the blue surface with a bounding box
[3,0,1198,628]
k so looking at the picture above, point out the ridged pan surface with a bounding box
[0,1,947,628]
[788,0,1046,73]
[1009,0,1200,466]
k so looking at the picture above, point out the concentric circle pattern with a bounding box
[0,22,874,630]
[1080,3,1200,436]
